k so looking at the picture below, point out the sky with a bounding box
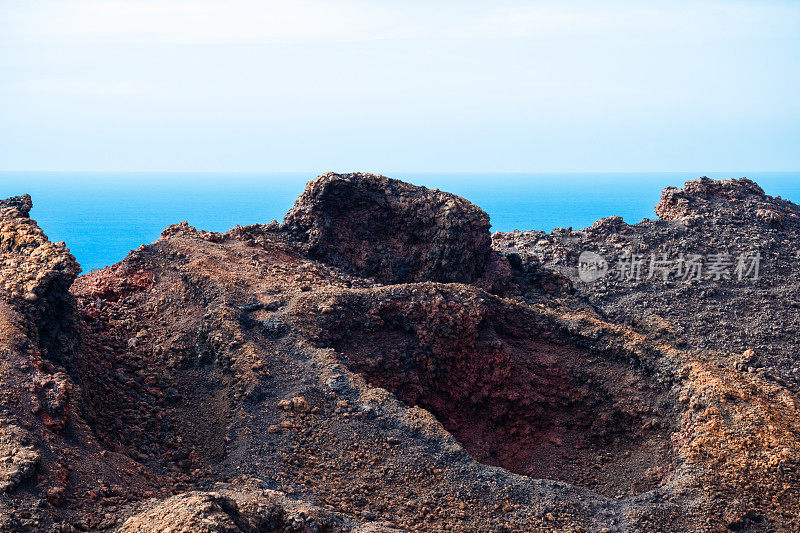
[0,0,798,173]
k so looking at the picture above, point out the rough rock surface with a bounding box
[118,486,398,533]
[494,176,800,393]
[0,174,799,531]
[654,177,799,226]
[0,422,39,493]
[283,172,492,284]
[0,195,33,218]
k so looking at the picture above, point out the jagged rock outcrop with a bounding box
[0,193,81,435]
[0,196,106,529]
[0,195,33,218]
[283,172,493,284]
[655,176,800,227]
[0,195,79,305]
[0,193,81,367]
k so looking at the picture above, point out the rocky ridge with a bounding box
[0,173,798,531]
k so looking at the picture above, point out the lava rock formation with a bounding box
[283,172,493,284]
[0,174,799,532]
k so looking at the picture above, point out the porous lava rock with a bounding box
[0,194,79,306]
[0,195,33,218]
[283,172,492,284]
[655,176,800,226]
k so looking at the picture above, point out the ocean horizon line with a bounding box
[3,171,800,271]
[2,169,798,176]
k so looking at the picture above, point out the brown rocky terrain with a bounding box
[0,173,799,531]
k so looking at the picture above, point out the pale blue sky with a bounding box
[1,0,798,173]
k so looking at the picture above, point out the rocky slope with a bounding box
[0,174,799,531]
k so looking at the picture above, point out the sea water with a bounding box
[0,172,798,272]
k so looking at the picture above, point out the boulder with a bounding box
[283,172,492,284]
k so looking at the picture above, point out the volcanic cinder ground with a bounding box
[1,173,799,532]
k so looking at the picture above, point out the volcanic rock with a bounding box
[0,195,33,218]
[1,175,800,531]
[655,176,799,226]
[283,172,492,284]
[0,422,40,493]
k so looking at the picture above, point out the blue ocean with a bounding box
[1,172,798,272]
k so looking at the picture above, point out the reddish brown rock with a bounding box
[655,176,800,226]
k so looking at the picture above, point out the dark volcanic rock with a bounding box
[655,176,800,226]
[283,172,492,284]
[0,195,33,218]
[495,176,800,392]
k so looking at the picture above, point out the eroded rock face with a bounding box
[0,196,79,305]
[283,172,492,284]
[0,194,81,444]
[0,194,81,367]
[655,176,800,226]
